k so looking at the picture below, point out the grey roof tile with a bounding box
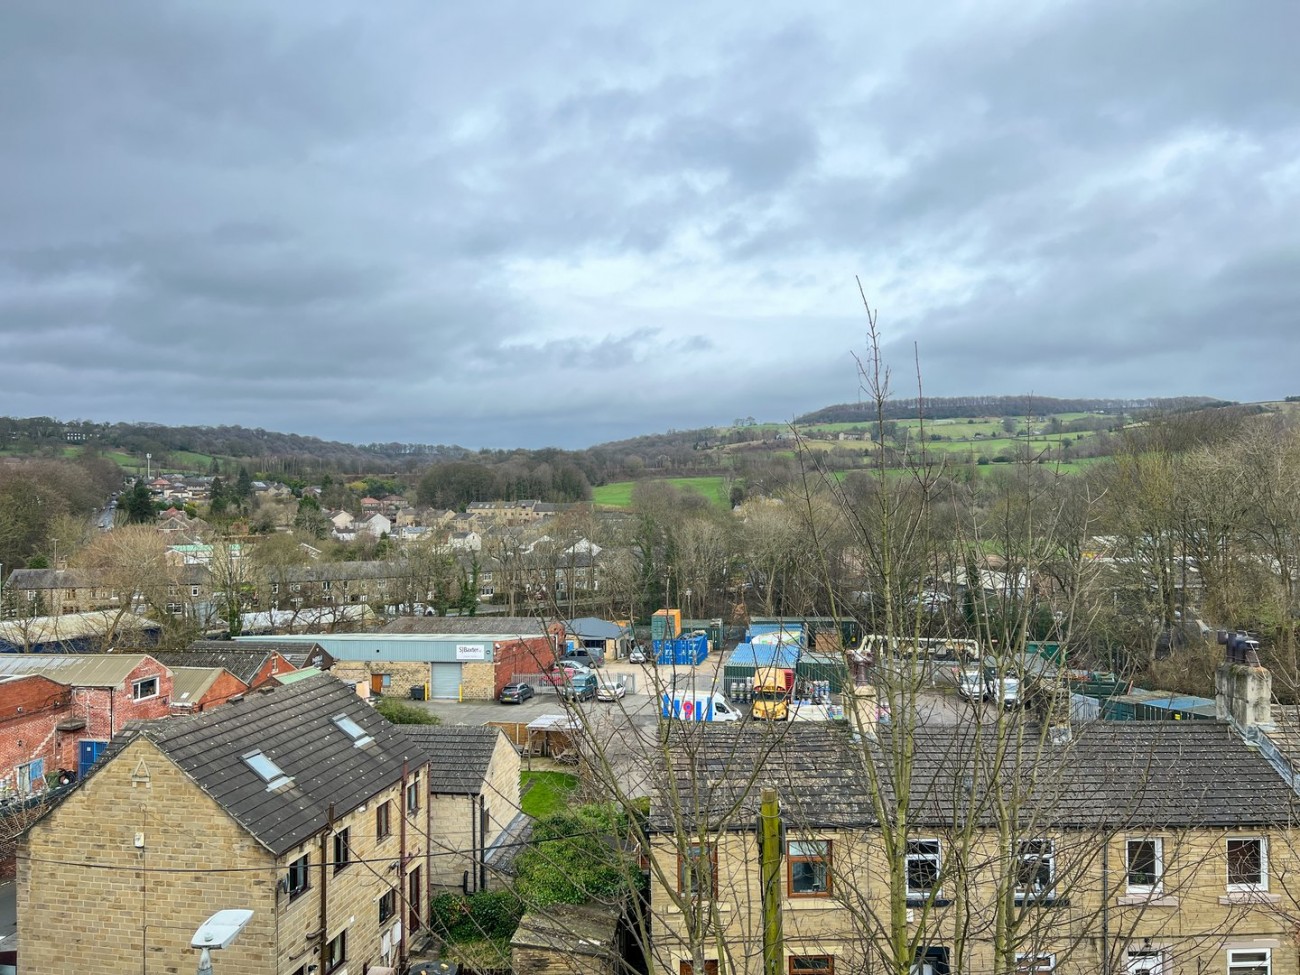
[652,721,1298,833]
[130,673,427,856]
[398,725,504,793]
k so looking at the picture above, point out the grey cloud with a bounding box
[0,0,1297,448]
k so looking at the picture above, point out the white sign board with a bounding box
[455,644,487,661]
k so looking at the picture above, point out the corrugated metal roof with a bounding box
[0,653,157,686]
[0,611,157,647]
[169,667,231,705]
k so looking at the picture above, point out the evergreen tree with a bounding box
[209,477,228,516]
[123,479,155,524]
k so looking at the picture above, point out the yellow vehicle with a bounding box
[752,666,794,721]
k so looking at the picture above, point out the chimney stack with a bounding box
[1215,631,1271,729]
[845,681,878,741]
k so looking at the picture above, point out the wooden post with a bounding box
[760,787,784,975]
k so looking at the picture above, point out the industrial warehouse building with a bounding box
[238,617,561,701]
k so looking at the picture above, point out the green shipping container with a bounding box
[795,652,849,693]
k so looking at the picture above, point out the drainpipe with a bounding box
[319,803,333,968]
[399,760,409,974]
[1101,838,1110,975]
[479,797,489,891]
[473,795,483,899]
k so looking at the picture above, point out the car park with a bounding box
[498,682,535,704]
[596,677,627,702]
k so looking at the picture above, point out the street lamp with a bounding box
[192,909,253,975]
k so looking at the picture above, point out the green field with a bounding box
[593,476,730,509]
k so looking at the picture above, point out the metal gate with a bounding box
[429,662,462,699]
[78,740,108,779]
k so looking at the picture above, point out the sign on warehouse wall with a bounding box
[455,644,487,661]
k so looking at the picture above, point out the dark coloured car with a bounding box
[499,682,535,704]
[558,673,597,703]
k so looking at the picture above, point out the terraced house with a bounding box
[649,716,1300,975]
[19,673,433,975]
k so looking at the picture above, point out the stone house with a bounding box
[5,568,116,617]
[399,725,523,892]
[18,673,433,975]
[649,719,1300,975]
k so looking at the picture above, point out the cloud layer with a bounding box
[2,0,1296,448]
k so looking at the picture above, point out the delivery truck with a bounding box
[660,687,742,722]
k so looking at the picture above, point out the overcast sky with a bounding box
[2,1,1296,449]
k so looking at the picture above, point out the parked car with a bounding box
[995,676,1021,710]
[596,677,627,702]
[499,682,535,704]
[564,647,605,668]
[558,673,597,702]
[542,662,591,686]
[957,667,987,702]
[628,646,647,664]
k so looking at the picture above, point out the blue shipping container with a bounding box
[654,634,709,666]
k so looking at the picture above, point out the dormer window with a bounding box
[332,714,374,748]
[243,750,292,791]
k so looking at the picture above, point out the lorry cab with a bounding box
[752,666,795,720]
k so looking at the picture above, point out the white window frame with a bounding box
[1126,949,1167,975]
[905,839,942,897]
[1126,837,1163,894]
[1015,953,1056,973]
[1227,949,1270,975]
[132,677,159,701]
[1226,837,1268,892]
[1015,839,1056,899]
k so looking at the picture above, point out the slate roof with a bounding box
[151,650,282,686]
[399,725,504,794]
[652,720,1298,833]
[190,639,333,671]
[653,723,870,832]
[894,721,1298,829]
[124,673,428,856]
[566,617,628,640]
[5,568,94,589]
[384,616,553,638]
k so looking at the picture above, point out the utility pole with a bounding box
[759,787,784,975]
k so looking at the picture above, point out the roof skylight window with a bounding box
[242,750,293,791]
[332,713,374,748]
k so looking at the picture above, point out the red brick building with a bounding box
[168,667,249,714]
[0,674,73,796]
[0,654,174,783]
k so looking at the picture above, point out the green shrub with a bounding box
[374,698,441,725]
[430,890,524,942]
